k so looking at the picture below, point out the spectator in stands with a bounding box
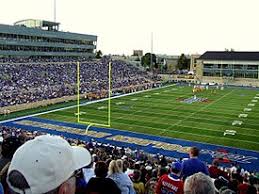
[7,135,92,194]
[181,147,209,180]
[0,58,159,108]
[238,177,250,194]
[82,162,95,184]
[75,170,88,194]
[237,177,257,194]
[1,125,258,194]
[156,161,183,194]
[108,159,135,194]
[144,169,158,194]
[145,167,168,194]
[214,176,229,192]
[228,174,239,193]
[0,136,22,170]
[123,159,134,175]
[209,160,225,179]
[0,136,22,191]
[246,185,257,194]
[132,170,145,194]
[86,161,121,194]
[184,172,215,194]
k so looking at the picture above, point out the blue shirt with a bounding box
[181,158,209,180]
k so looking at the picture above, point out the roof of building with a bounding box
[199,51,259,61]
[0,23,97,41]
[14,19,60,28]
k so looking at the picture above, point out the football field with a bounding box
[38,84,259,151]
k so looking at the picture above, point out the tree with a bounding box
[177,54,190,70]
[96,50,103,59]
[141,53,157,69]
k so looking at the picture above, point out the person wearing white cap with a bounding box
[7,135,92,194]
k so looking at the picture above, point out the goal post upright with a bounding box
[108,61,112,127]
[77,61,112,128]
[77,61,80,123]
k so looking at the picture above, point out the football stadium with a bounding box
[1,7,259,194]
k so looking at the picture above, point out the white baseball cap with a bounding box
[7,135,92,194]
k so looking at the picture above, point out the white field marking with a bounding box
[110,123,259,153]
[74,112,86,116]
[115,102,125,105]
[144,95,151,98]
[109,94,259,124]
[109,119,259,145]
[154,92,160,95]
[252,100,258,103]
[224,130,236,136]
[76,107,259,135]
[0,84,175,124]
[173,123,259,137]
[131,98,138,101]
[59,90,194,126]
[254,96,259,99]
[232,120,243,126]
[113,103,235,124]
[105,91,195,130]
[248,104,255,107]
[38,110,259,145]
[45,105,259,141]
[239,114,248,118]
[256,94,259,96]
[110,90,259,126]
[244,108,252,112]
[97,106,107,110]
[114,110,258,136]
[165,90,235,130]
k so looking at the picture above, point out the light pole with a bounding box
[54,0,57,22]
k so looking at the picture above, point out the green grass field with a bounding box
[37,85,259,151]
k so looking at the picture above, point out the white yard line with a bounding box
[105,120,259,145]
[164,89,236,131]
[67,109,259,137]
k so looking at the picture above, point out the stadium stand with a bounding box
[0,57,159,109]
[0,125,258,194]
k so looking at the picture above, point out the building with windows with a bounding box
[0,19,97,58]
[195,51,259,87]
[133,50,143,57]
[190,54,200,73]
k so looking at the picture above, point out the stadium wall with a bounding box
[0,94,78,114]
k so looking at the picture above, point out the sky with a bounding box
[0,0,259,55]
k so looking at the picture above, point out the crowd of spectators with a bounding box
[0,57,159,107]
[0,125,258,194]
